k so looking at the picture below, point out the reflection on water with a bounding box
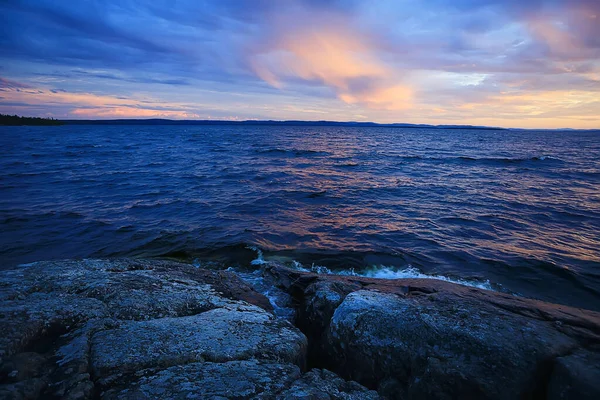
[1,125,599,310]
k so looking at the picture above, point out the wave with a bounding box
[230,268,296,321]
[355,265,494,290]
[66,144,102,149]
[396,155,562,165]
[297,263,494,291]
[255,148,331,157]
[458,155,561,164]
[246,247,495,291]
[248,246,268,266]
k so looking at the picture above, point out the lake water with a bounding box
[1,125,599,310]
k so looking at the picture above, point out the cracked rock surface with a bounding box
[0,259,378,399]
[266,265,600,400]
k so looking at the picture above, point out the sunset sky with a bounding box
[1,0,599,128]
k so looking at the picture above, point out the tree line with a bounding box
[0,114,64,126]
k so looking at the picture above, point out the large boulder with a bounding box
[0,259,376,399]
[266,265,600,399]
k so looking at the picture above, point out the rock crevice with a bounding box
[264,265,600,399]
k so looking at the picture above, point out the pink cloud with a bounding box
[248,5,412,110]
[0,80,199,119]
[71,107,199,118]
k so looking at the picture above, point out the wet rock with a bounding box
[267,265,600,400]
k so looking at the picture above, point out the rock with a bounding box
[102,360,302,399]
[298,280,362,368]
[279,368,380,399]
[0,378,47,400]
[0,259,373,399]
[266,265,600,399]
[91,304,307,386]
[0,352,47,383]
[103,361,381,400]
[548,350,600,399]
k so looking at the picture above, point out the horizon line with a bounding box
[2,114,599,131]
[59,118,600,131]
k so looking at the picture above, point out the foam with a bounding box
[292,262,494,291]
[248,245,268,265]
[357,265,494,290]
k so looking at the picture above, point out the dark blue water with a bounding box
[1,125,599,310]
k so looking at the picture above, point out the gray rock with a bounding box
[329,290,574,399]
[102,360,302,399]
[1,259,274,362]
[0,352,47,383]
[103,361,381,400]
[0,378,47,400]
[0,259,283,399]
[267,265,600,400]
[548,350,600,400]
[91,303,307,385]
[279,368,380,399]
[0,259,373,399]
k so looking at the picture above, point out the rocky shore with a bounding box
[1,258,599,399]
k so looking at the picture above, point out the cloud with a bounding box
[248,3,412,109]
[70,107,198,119]
[0,77,32,89]
[0,0,598,127]
[0,78,200,118]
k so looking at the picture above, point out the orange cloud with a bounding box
[249,8,412,110]
[426,88,600,129]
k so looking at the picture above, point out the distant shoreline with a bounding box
[60,119,507,130]
[2,116,598,131]
[0,115,504,130]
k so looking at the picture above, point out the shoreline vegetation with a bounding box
[0,114,64,126]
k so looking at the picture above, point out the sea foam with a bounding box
[291,262,494,291]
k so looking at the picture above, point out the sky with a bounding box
[0,0,599,129]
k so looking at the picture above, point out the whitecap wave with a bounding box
[245,247,494,291]
[247,245,268,265]
[291,261,494,291]
[357,265,494,290]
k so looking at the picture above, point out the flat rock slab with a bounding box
[91,304,307,383]
[1,259,274,364]
[103,360,301,399]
